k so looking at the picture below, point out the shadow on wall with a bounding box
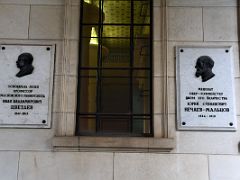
[238,142,240,153]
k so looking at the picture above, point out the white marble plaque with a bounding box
[0,45,55,128]
[176,46,236,131]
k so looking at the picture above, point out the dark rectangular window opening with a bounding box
[76,0,153,137]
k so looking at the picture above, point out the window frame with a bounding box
[76,0,153,137]
[52,0,175,152]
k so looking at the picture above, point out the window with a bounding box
[76,0,152,136]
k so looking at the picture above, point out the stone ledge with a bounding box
[52,136,175,152]
[167,0,238,7]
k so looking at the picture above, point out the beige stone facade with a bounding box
[0,0,239,179]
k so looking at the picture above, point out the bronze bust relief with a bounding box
[195,56,215,82]
[16,53,34,78]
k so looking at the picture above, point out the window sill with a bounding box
[52,136,175,152]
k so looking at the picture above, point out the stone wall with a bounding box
[0,0,239,180]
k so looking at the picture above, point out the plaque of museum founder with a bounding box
[0,45,55,128]
[176,46,236,131]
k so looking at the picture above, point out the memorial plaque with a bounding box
[176,46,236,131]
[0,45,55,128]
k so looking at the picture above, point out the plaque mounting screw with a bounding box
[180,49,184,53]
[182,122,186,125]
[46,47,51,51]
[42,120,46,124]
[225,49,229,53]
[1,46,5,50]
[229,122,233,126]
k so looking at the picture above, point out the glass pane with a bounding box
[102,25,130,38]
[82,1,100,24]
[81,26,99,38]
[100,77,130,113]
[78,76,97,113]
[99,115,130,133]
[103,45,131,67]
[82,26,132,38]
[100,70,130,114]
[134,1,150,24]
[80,39,109,67]
[79,69,97,77]
[102,38,130,49]
[133,116,151,134]
[80,38,98,67]
[133,70,151,114]
[134,26,150,38]
[77,116,96,134]
[103,1,131,24]
[101,69,130,78]
[133,38,150,67]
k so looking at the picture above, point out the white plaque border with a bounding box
[176,45,237,131]
[0,44,55,129]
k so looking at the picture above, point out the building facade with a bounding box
[0,0,239,179]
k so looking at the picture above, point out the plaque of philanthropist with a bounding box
[0,45,55,128]
[176,46,236,131]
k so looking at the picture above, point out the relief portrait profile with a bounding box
[16,53,34,78]
[195,56,215,82]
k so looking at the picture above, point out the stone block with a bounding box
[52,75,77,113]
[53,112,76,136]
[54,42,64,75]
[52,75,63,112]
[0,152,19,180]
[209,155,240,180]
[235,78,240,116]
[0,128,54,150]
[66,113,77,135]
[79,137,149,151]
[203,7,238,41]
[30,0,64,5]
[153,77,164,114]
[29,6,64,39]
[153,41,164,77]
[166,114,176,139]
[153,7,162,41]
[70,0,80,6]
[148,138,176,151]
[168,0,238,7]
[66,76,78,113]
[175,117,240,154]
[66,40,79,76]
[153,114,164,137]
[67,5,80,40]
[167,42,176,77]
[52,136,78,147]
[168,7,203,41]
[49,40,78,76]
[0,0,29,4]
[0,0,64,5]
[0,5,29,39]
[153,0,161,7]
[52,112,66,135]
[168,77,175,114]
[53,112,75,137]
[114,153,208,180]
[18,152,113,180]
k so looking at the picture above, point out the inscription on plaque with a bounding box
[0,45,55,128]
[176,46,236,131]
